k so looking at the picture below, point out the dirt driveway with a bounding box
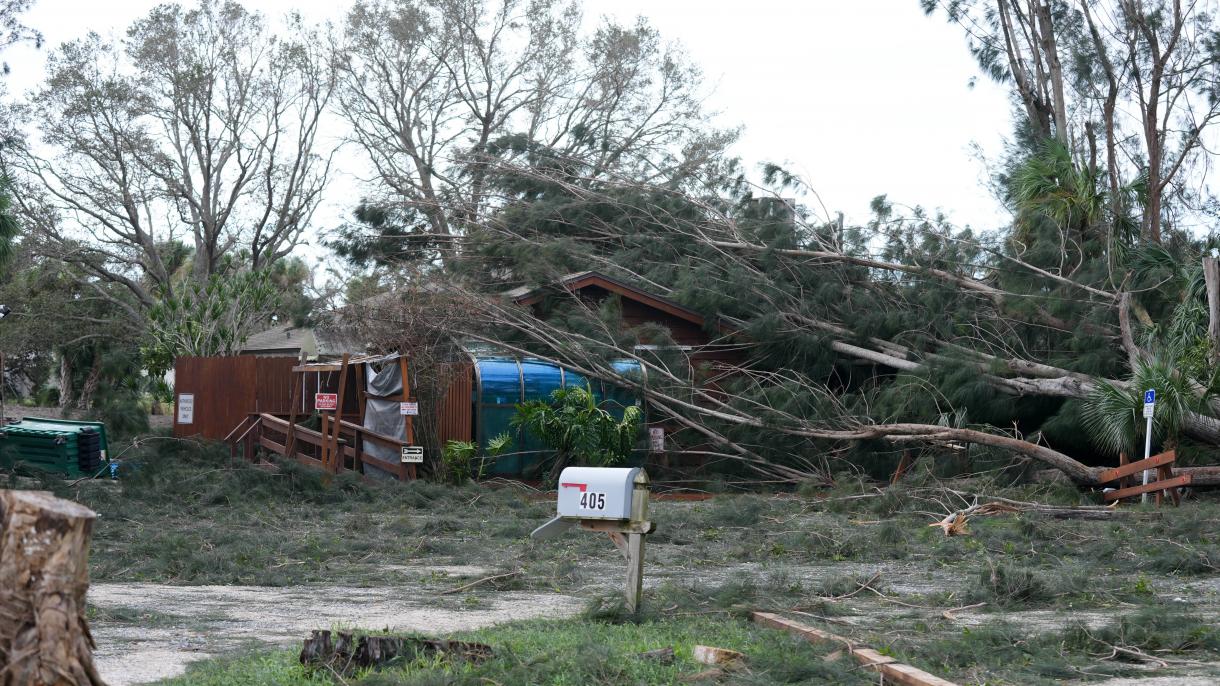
[89,570,583,685]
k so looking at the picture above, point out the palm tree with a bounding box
[1082,349,1199,458]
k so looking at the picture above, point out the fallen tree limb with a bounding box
[927,496,1123,536]
[438,570,521,595]
[752,612,960,686]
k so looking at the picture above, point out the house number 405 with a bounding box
[579,492,606,510]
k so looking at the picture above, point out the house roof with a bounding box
[241,324,318,356]
[241,320,366,359]
[509,271,708,328]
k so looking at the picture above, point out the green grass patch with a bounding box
[159,615,876,685]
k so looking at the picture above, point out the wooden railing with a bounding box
[225,413,416,481]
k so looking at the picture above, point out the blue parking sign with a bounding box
[1144,389,1156,404]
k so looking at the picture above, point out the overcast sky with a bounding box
[5,0,1016,257]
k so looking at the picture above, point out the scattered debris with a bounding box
[693,645,746,667]
[928,495,1121,536]
[680,668,726,682]
[638,646,675,664]
[438,570,522,595]
[941,602,986,621]
[300,629,492,674]
[752,612,959,686]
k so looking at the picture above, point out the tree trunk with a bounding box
[0,490,105,686]
[76,352,101,411]
[1204,257,1220,360]
[57,354,74,411]
[1034,1,1069,143]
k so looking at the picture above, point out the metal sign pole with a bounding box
[1142,389,1155,504]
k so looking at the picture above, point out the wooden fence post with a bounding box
[330,354,351,474]
[0,490,106,685]
[284,354,304,462]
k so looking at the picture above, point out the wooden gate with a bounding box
[174,356,297,440]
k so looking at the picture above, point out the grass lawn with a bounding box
[7,433,1220,684]
[159,614,879,686]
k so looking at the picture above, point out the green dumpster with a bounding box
[0,418,109,478]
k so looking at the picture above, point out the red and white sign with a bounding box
[314,393,338,411]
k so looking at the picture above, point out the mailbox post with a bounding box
[531,466,653,613]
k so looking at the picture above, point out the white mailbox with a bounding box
[557,466,645,521]
[530,466,653,614]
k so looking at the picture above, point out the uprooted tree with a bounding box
[334,0,1220,486]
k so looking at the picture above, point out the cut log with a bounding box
[0,490,106,686]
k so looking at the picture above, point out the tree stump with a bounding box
[300,630,492,675]
[0,490,105,686]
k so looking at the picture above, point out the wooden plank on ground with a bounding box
[751,612,959,686]
[1102,474,1192,502]
[1097,451,1176,484]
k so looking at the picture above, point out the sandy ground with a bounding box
[89,572,583,685]
[87,556,1220,686]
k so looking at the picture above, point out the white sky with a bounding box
[5,0,1016,259]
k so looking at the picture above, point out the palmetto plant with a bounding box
[442,432,511,484]
[513,383,643,480]
[1011,139,1104,233]
[1082,349,1201,457]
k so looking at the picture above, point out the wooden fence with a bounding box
[175,356,358,440]
[175,356,261,440]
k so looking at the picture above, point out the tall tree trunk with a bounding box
[0,490,106,686]
[1034,1,1069,143]
[58,353,74,410]
[1079,0,1123,248]
[76,351,102,411]
[1205,257,1220,360]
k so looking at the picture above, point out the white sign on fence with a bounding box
[177,393,194,425]
[649,427,665,453]
[400,401,419,416]
[401,445,424,463]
